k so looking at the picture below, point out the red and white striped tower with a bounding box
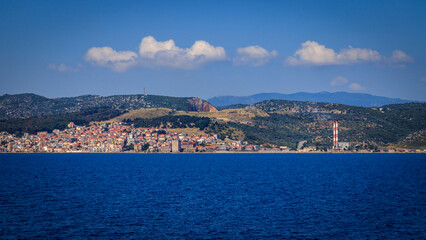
[333,121,336,149]
[335,121,339,149]
[332,121,339,150]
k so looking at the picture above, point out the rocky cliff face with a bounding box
[187,98,218,112]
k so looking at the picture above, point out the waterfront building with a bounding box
[172,139,181,153]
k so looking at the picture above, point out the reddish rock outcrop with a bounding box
[187,98,218,112]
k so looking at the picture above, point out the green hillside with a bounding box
[244,100,426,148]
[109,100,426,149]
[0,93,191,119]
[0,98,425,150]
[0,109,125,136]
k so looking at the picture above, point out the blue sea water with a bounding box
[0,153,425,239]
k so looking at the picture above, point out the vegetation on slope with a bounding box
[0,98,425,149]
[394,129,426,150]
[124,115,245,141]
[126,115,211,130]
[228,113,330,148]
[104,108,174,123]
[216,104,250,110]
[0,93,191,119]
[174,108,269,123]
[248,100,426,147]
[102,107,269,124]
[0,109,125,136]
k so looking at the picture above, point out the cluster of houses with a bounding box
[2,122,415,153]
[0,122,265,153]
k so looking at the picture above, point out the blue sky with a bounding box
[1,0,425,100]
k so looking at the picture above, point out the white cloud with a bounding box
[331,76,349,86]
[286,41,336,66]
[138,36,226,69]
[48,63,73,72]
[389,50,414,63]
[233,45,278,66]
[349,82,364,91]
[337,47,382,63]
[139,36,177,59]
[388,50,414,68]
[85,47,138,72]
[331,76,365,91]
[286,41,413,67]
[286,41,382,66]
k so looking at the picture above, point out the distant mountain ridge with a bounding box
[0,93,215,119]
[208,92,417,107]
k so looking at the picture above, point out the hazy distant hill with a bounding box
[208,92,416,107]
[0,93,214,119]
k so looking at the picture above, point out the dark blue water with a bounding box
[0,154,425,239]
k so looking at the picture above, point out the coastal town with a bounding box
[0,121,420,153]
[0,122,262,153]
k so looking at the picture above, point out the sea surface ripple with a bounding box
[0,153,425,239]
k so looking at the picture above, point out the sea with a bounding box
[0,153,425,239]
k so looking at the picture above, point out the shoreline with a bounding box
[1,151,424,154]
